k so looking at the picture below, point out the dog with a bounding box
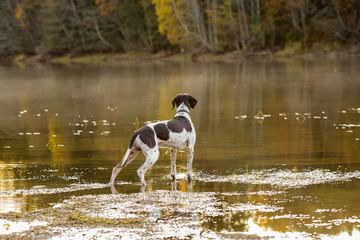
[109,93,197,188]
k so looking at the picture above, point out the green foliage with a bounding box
[285,30,304,43]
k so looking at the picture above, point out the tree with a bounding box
[0,0,42,55]
[0,0,359,57]
[329,0,360,43]
[152,0,189,47]
[288,0,309,48]
[261,0,290,48]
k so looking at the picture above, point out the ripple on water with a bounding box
[0,182,130,197]
[196,168,360,188]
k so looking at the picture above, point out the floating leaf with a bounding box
[47,139,56,152]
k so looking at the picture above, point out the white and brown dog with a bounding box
[109,93,197,188]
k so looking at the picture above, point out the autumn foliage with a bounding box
[0,0,359,56]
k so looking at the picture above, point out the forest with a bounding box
[0,0,359,58]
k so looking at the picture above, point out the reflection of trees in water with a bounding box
[1,61,360,237]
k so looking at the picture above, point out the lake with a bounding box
[1,57,360,239]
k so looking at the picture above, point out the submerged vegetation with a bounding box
[0,0,359,60]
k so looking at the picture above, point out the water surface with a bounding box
[1,58,360,238]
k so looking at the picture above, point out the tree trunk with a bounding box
[192,0,210,50]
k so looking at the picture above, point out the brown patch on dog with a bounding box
[167,116,192,133]
[130,126,156,149]
[139,126,156,148]
[154,123,170,141]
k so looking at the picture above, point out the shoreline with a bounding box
[5,49,360,66]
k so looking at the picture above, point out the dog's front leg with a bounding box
[187,147,194,182]
[170,148,177,181]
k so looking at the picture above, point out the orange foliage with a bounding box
[15,3,25,28]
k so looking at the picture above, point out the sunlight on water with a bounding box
[1,59,360,238]
[0,219,47,235]
[247,217,313,239]
[1,183,114,197]
[196,168,360,188]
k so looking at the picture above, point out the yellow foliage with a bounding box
[152,0,187,45]
[95,0,117,16]
[15,3,25,28]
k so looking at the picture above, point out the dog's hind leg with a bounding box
[109,149,139,185]
[170,148,177,181]
[137,149,159,188]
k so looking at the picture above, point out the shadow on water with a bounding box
[1,58,360,238]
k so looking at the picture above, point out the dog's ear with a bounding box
[171,96,179,110]
[188,95,198,109]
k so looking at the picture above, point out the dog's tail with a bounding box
[120,130,140,167]
[119,130,140,167]
[120,148,131,167]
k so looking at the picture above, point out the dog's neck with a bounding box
[175,102,190,116]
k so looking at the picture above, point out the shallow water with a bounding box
[1,58,360,238]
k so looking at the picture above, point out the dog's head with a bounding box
[172,94,198,110]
